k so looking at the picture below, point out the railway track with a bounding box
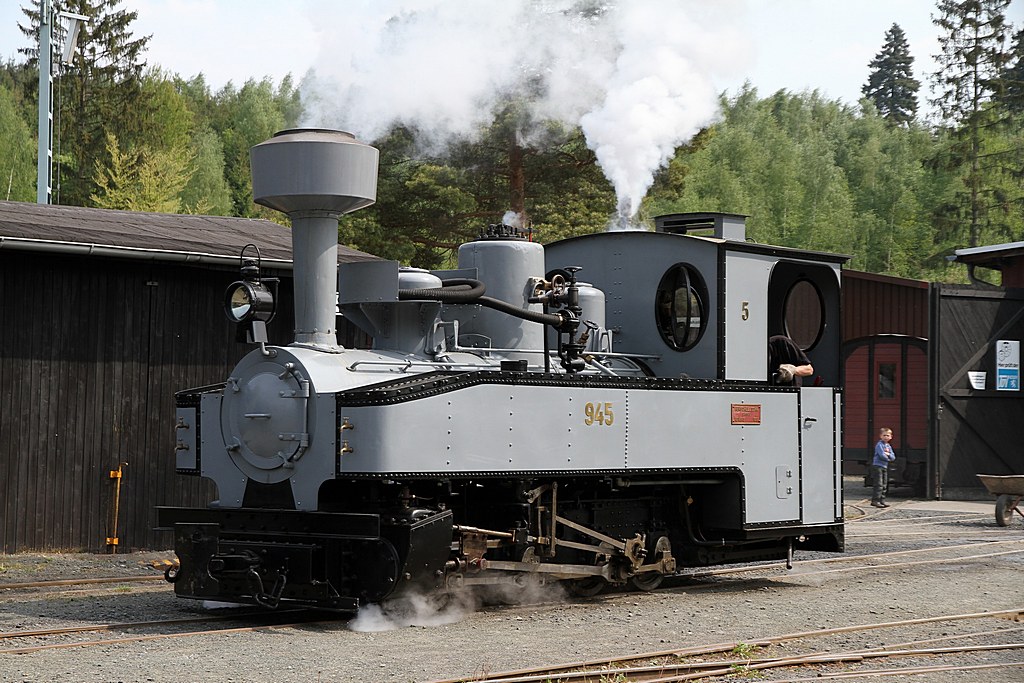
[2,536,1019,620]
[9,536,1001,649]
[663,537,1024,588]
[0,574,169,603]
[0,575,164,591]
[426,609,1024,682]
[0,500,1018,677]
[3,540,1011,615]
[0,609,339,655]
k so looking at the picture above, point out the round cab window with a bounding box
[783,279,824,351]
[655,264,707,351]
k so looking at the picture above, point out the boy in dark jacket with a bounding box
[871,427,895,508]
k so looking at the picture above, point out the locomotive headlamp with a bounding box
[225,245,278,344]
[224,279,275,324]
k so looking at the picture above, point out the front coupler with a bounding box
[156,506,453,611]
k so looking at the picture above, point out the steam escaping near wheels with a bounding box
[347,580,568,632]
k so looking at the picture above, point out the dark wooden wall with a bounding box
[0,250,297,552]
[842,270,929,339]
[930,284,1024,498]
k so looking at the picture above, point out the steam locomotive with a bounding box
[158,129,846,611]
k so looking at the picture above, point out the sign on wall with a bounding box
[996,340,1020,391]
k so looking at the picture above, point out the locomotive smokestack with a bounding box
[250,129,379,350]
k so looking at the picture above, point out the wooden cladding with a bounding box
[0,251,297,552]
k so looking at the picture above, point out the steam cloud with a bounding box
[302,0,745,224]
[347,581,566,632]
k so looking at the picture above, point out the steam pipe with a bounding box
[399,278,565,327]
[478,295,565,327]
[398,278,486,302]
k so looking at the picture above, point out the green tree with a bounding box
[179,125,233,215]
[996,28,1024,115]
[213,77,302,217]
[0,58,36,129]
[931,0,1013,246]
[862,23,921,126]
[167,73,231,214]
[19,0,152,206]
[91,131,192,212]
[647,87,857,254]
[838,101,935,275]
[139,69,192,152]
[644,86,956,279]
[989,28,1024,230]
[339,124,485,268]
[339,116,615,269]
[0,83,36,201]
[526,125,615,242]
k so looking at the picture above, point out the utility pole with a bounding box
[36,2,88,205]
[36,0,53,204]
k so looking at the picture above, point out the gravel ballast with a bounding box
[1,480,1022,683]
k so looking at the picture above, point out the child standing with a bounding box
[871,427,895,508]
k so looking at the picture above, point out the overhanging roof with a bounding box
[0,200,378,268]
[952,241,1024,269]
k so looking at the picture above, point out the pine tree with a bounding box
[862,24,921,126]
[90,132,192,212]
[931,0,1013,247]
[996,28,1024,117]
[19,0,151,206]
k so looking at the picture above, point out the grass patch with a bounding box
[730,642,758,659]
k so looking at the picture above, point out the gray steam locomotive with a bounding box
[159,129,846,611]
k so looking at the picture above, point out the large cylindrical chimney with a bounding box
[251,129,379,350]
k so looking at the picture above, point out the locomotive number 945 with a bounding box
[158,129,846,611]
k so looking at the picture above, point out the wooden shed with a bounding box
[0,200,376,553]
[931,243,1024,498]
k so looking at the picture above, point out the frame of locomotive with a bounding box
[159,131,846,611]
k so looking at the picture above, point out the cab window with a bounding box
[655,264,707,351]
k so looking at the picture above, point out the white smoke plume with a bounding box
[501,210,524,229]
[303,0,746,223]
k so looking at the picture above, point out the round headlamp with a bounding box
[224,280,275,323]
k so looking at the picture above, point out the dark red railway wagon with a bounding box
[841,271,929,493]
[842,335,928,492]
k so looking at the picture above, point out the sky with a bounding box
[3,0,1020,108]
[2,0,1021,220]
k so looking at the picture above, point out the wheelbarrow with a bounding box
[976,474,1024,527]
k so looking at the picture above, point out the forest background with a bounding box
[1,0,1023,281]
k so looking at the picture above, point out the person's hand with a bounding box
[777,364,796,382]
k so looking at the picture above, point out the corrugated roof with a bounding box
[0,200,378,267]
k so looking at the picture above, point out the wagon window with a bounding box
[655,264,707,351]
[783,279,824,351]
[878,363,896,399]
